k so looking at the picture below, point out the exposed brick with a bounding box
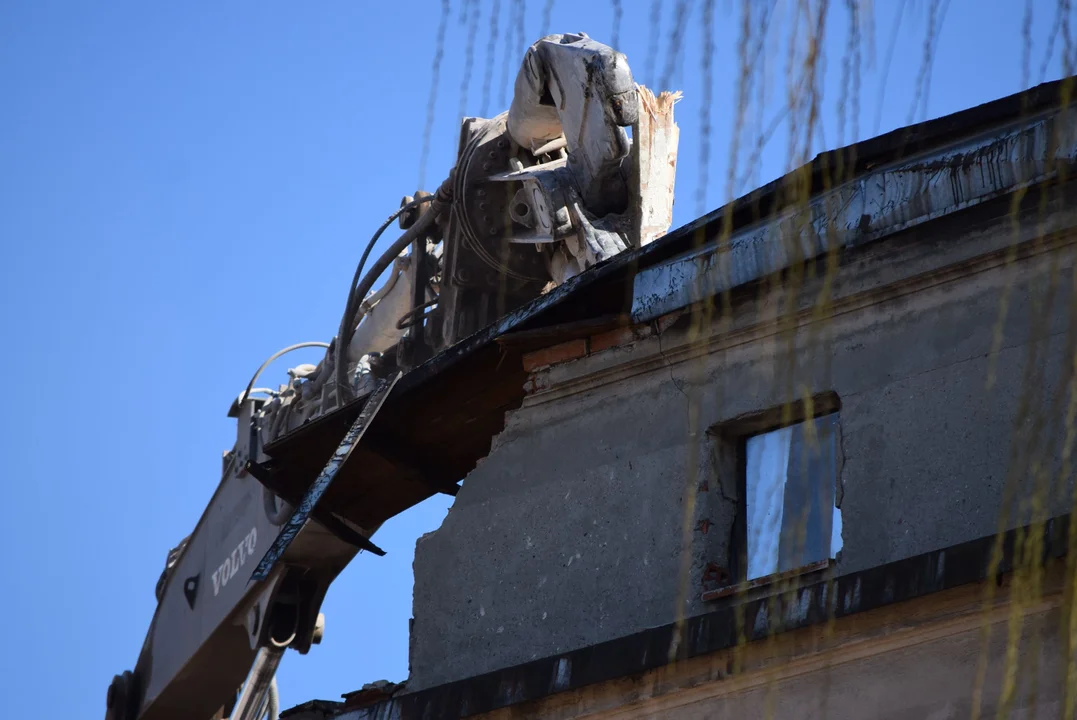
[521,339,588,372]
[589,324,653,354]
[588,326,635,354]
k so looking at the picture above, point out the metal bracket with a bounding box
[249,372,402,582]
[244,460,386,556]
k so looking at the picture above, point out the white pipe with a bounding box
[232,647,284,720]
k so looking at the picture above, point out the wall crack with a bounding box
[654,319,692,410]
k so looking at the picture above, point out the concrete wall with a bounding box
[406,193,1077,691]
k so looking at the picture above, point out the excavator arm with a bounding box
[105,33,679,720]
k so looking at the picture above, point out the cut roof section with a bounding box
[261,75,1077,539]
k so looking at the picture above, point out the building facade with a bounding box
[286,78,1077,719]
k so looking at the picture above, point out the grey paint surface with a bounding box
[406,184,1077,690]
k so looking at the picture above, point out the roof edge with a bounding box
[632,88,1077,321]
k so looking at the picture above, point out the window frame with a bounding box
[705,392,842,601]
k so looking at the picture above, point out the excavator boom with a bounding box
[105,32,679,720]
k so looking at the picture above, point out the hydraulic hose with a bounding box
[340,194,437,347]
[334,175,454,398]
[238,342,331,410]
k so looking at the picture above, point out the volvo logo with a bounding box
[212,527,257,596]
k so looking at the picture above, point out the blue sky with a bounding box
[0,1,1071,716]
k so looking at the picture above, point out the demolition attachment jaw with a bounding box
[439,31,680,348]
[450,33,648,288]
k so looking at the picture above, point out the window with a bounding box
[744,413,843,581]
[704,393,844,599]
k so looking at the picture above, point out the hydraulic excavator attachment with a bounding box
[106,32,679,720]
